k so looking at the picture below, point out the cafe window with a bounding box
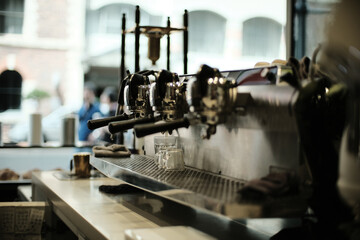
[86,3,162,35]
[292,0,338,58]
[98,4,134,34]
[188,10,227,54]
[242,17,282,58]
[0,0,24,34]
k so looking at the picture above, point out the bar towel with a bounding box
[238,172,298,201]
[92,144,131,158]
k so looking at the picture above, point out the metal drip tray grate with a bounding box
[111,154,245,203]
[92,155,307,220]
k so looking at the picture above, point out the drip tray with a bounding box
[91,154,245,203]
[53,171,105,181]
[91,155,307,219]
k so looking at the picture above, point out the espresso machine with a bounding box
[89,61,308,239]
[84,4,312,238]
[130,64,301,191]
[85,2,360,238]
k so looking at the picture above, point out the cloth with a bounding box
[238,172,298,201]
[92,144,131,158]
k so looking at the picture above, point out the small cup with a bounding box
[163,148,185,171]
[155,150,165,167]
[154,135,177,167]
[73,152,91,178]
[154,135,177,153]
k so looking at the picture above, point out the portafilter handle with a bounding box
[134,118,190,138]
[87,114,129,130]
[108,116,157,134]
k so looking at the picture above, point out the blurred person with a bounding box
[78,82,102,143]
[92,86,118,144]
[99,86,118,117]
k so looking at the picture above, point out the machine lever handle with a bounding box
[108,116,156,134]
[87,115,129,130]
[134,118,190,138]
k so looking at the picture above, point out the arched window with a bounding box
[188,10,226,54]
[242,17,282,58]
[0,70,22,112]
[86,4,161,35]
[85,4,163,86]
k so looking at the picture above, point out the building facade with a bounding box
[0,0,86,116]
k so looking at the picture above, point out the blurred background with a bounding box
[0,0,337,144]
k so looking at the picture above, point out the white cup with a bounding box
[154,135,177,153]
[155,150,166,167]
[163,148,185,171]
[154,135,177,167]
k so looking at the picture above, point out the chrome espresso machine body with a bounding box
[124,64,300,181]
[92,65,302,204]
[90,64,305,239]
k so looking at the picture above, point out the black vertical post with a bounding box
[120,13,126,82]
[183,10,188,74]
[114,13,127,144]
[135,6,140,72]
[286,0,295,58]
[295,0,307,59]
[167,17,170,71]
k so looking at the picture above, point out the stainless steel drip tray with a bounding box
[90,154,307,218]
[91,154,244,197]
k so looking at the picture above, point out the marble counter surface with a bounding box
[32,171,159,240]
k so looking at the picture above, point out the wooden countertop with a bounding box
[32,171,159,240]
